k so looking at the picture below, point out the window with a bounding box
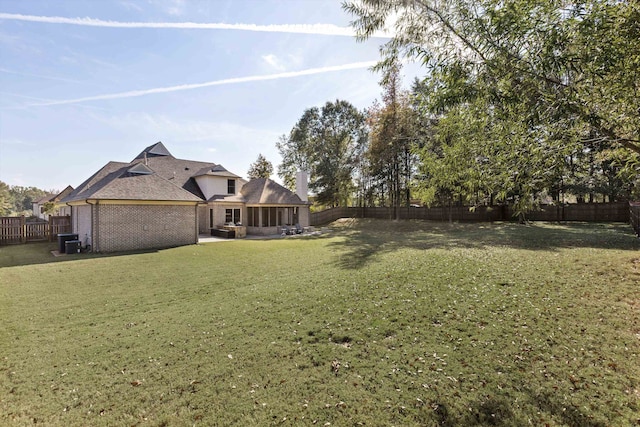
[247,207,259,227]
[225,208,241,224]
[239,207,296,228]
[270,207,277,226]
[209,209,214,228]
[277,208,284,226]
[261,207,277,227]
[227,179,236,194]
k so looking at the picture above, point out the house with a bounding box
[61,142,310,252]
[32,185,74,220]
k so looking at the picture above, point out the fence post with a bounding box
[20,215,26,243]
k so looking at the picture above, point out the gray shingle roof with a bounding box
[240,178,307,205]
[34,193,56,204]
[62,160,201,203]
[61,144,289,205]
[128,142,229,199]
[87,172,201,201]
[140,156,219,199]
[56,186,75,201]
[193,165,241,179]
[63,161,129,203]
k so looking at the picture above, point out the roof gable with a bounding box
[128,163,154,175]
[34,185,75,204]
[132,141,173,160]
[55,185,74,201]
[34,193,55,204]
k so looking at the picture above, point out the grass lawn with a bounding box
[1,220,639,426]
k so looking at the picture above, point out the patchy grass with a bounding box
[1,220,639,426]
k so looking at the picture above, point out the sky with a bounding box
[0,0,425,192]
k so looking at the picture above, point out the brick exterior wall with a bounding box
[94,204,197,252]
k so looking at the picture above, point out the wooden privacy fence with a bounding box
[310,202,632,226]
[631,202,640,237]
[0,216,71,245]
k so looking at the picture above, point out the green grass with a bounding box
[1,220,639,426]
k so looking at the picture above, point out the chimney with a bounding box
[295,171,308,202]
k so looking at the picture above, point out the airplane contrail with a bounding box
[25,61,379,107]
[0,13,390,38]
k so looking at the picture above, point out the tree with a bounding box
[346,0,638,150]
[366,64,419,217]
[8,185,47,215]
[247,154,273,179]
[345,0,640,213]
[277,100,368,207]
[0,181,59,216]
[276,108,319,190]
[0,181,12,216]
[42,201,57,216]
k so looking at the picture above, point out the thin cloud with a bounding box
[23,61,378,107]
[0,67,84,84]
[94,112,280,144]
[119,1,143,12]
[0,13,390,38]
[262,54,286,71]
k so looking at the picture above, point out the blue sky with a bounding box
[0,0,424,191]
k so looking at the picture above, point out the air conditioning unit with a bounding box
[65,240,82,254]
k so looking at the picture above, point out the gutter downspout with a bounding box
[195,203,201,243]
[64,201,75,241]
[86,200,98,252]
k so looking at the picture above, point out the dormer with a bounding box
[192,165,242,200]
[127,163,154,175]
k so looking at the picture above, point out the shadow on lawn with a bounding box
[0,241,162,268]
[327,219,639,270]
[427,391,607,427]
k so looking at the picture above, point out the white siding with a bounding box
[72,205,93,247]
[57,205,71,217]
[195,176,238,200]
